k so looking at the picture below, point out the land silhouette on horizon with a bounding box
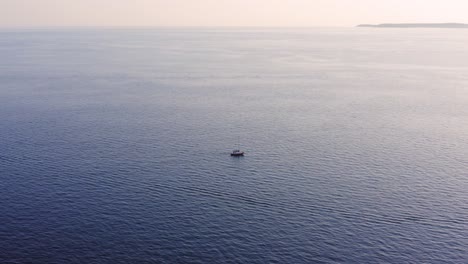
[357,23,468,28]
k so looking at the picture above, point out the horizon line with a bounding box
[2,22,466,30]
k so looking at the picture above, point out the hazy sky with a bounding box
[2,0,468,27]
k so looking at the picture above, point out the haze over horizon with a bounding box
[1,0,468,28]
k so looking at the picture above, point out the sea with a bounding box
[1,28,468,263]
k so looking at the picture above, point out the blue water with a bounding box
[1,28,468,263]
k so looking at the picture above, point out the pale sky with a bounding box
[1,0,468,27]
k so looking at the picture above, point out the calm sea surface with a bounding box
[1,28,468,263]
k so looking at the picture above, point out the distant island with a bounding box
[357,23,468,28]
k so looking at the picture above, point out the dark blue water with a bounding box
[1,28,468,263]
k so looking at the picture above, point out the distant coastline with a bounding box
[357,23,468,28]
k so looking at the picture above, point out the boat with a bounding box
[230,135,244,156]
[231,150,244,157]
